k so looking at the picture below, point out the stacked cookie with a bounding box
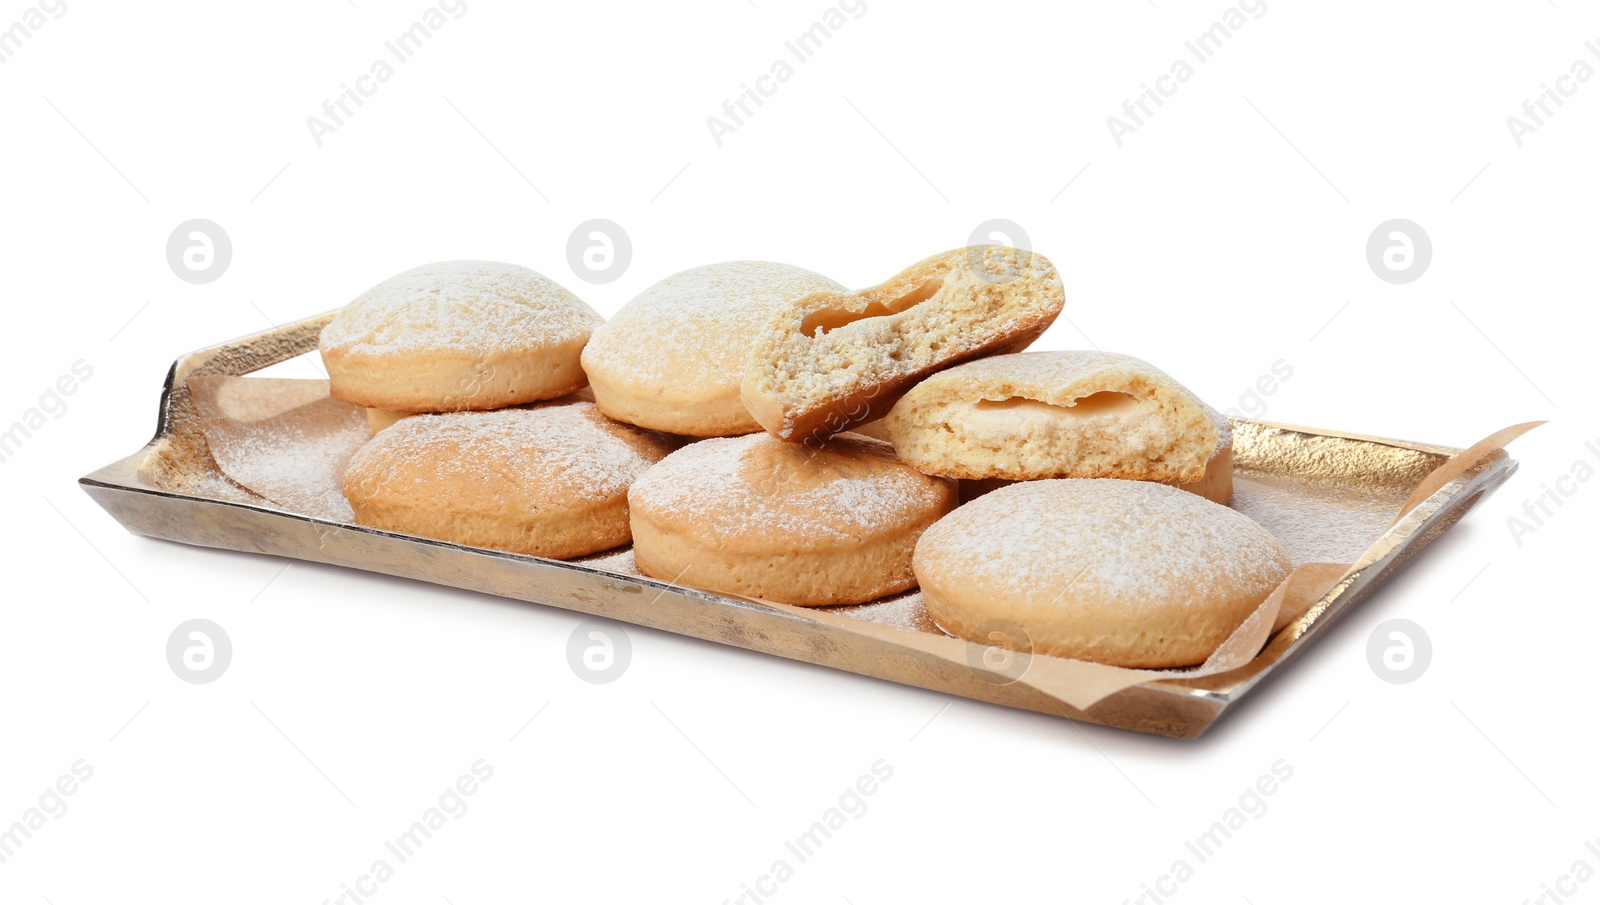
[326,261,671,559]
[324,247,1290,668]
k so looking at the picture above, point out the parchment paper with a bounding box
[187,376,370,522]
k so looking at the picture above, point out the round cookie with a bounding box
[628,432,957,606]
[914,479,1292,669]
[581,261,845,436]
[321,260,602,413]
[342,401,674,559]
[883,351,1219,483]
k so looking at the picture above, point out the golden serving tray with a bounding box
[79,314,1518,738]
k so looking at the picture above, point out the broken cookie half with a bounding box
[882,350,1223,486]
[740,245,1064,444]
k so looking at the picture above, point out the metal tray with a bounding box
[79,313,1519,738]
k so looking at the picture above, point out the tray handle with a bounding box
[137,309,340,489]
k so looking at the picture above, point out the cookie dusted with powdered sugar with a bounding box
[914,479,1290,669]
[581,261,845,436]
[628,432,956,606]
[320,261,602,414]
[342,401,673,559]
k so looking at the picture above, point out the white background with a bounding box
[3,1,1598,903]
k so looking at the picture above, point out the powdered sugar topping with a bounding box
[321,260,601,355]
[584,261,843,387]
[918,479,1289,604]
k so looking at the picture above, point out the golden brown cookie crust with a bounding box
[321,261,601,413]
[915,478,1291,669]
[342,401,673,559]
[628,432,957,606]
